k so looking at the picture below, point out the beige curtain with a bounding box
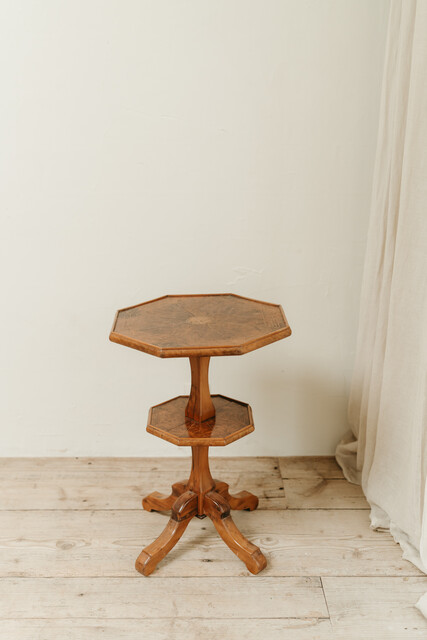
[336,0,427,616]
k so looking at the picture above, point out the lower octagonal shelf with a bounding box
[147,394,254,446]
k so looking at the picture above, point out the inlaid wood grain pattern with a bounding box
[110,294,291,357]
[147,395,254,446]
[109,295,291,573]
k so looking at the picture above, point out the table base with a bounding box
[135,445,267,576]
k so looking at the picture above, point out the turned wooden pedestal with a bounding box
[110,294,291,575]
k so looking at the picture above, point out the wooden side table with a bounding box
[110,294,291,575]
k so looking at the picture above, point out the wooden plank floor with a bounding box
[0,456,426,639]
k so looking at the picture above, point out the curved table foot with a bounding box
[142,480,187,512]
[204,490,267,574]
[136,491,198,576]
[214,480,259,511]
[135,517,190,576]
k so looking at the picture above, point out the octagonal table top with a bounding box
[110,293,291,358]
[147,395,254,446]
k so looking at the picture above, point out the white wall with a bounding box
[0,0,390,457]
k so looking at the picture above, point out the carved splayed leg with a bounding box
[213,480,259,511]
[142,480,187,512]
[203,490,267,575]
[136,490,198,576]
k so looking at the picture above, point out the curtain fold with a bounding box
[335,0,427,617]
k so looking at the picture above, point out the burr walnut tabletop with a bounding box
[109,293,291,576]
[110,293,290,357]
